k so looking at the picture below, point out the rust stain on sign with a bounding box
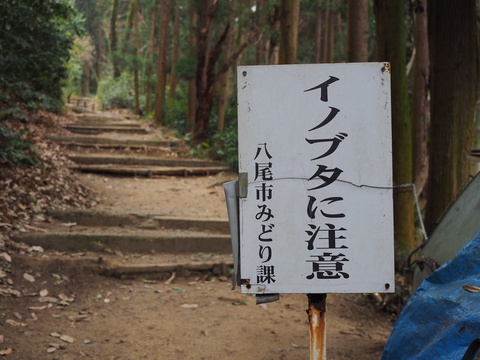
[382,62,391,74]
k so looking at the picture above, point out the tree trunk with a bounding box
[412,0,429,194]
[217,0,236,134]
[193,0,258,142]
[169,6,181,100]
[278,0,300,64]
[314,2,322,63]
[83,62,90,96]
[425,0,478,233]
[327,0,336,62]
[255,0,266,64]
[267,4,280,64]
[122,1,134,45]
[186,1,198,133]
[322,1,331,63]
[374,0,415,258]
[347,0,368,62]
[110,0,120,78]
[96,25,103,82]
[133,0,140,115]
[154,0,171,125]
[145,7,156,115]
[193,0,217,141]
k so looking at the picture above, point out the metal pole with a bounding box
[307,293,327,360]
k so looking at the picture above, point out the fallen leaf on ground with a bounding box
[164,272,176,285]
[0,271,6,279]
[463,285,480,293]
[60,335,75,344]
[50,332,61,338]
[29,246,44,253]
[67,314,88,322]
[28,305,48,311]
[0,348,12,355]
[59,293,74,302]
[23,273,35,283]
[47,347,56,353]
[51,273,62,280]
[6,319,27,327]
[180,303,198,309]
[39,289,48,297]
[142,279,157,284]
[38,297,58,303]
[0,253,11,263]
[0,288,21,297]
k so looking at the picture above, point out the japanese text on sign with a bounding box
[238,64,395,294]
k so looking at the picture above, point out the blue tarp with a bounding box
[382,229,480,360]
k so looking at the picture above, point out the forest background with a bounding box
[1,0,479,264]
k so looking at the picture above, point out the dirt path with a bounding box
[2,249,393,360]
[0,105,394,359]
[77,172,232,219]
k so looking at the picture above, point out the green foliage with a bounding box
[174,55,197,81]
[0,0,82,112]
[190,104,239,171]
[64,36,95,97]
[97,72,135,110]
[211,126,239,171]
[191,126,238,171]
[165,86,189,133]
[0,123,39,167]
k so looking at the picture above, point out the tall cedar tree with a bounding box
[133,0,140,115]
[169,6,181,99]
[412,0,429,193]
[154,0,172,125]
[193,0,258,142]
[110,0,120,78]
[278,0,300,64]
[186,1,198,132]
[217,0,236,134]
[374,0,415,257]
[425,1,478,233]
[145,7,156,115]
[314,2,322,63]
[347,0,368,62]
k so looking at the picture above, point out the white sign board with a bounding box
[237,63,394,294]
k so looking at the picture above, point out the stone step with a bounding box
[64,124,148,135]
[74,113,136,122]
[70,164,228,177]
[13,253,233,280]
[100,254,233,280]
[13,227,232,254]
[68,154,226,168]
[49,209,230,234]
[48,135,180,148]
[67,122,142,128]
